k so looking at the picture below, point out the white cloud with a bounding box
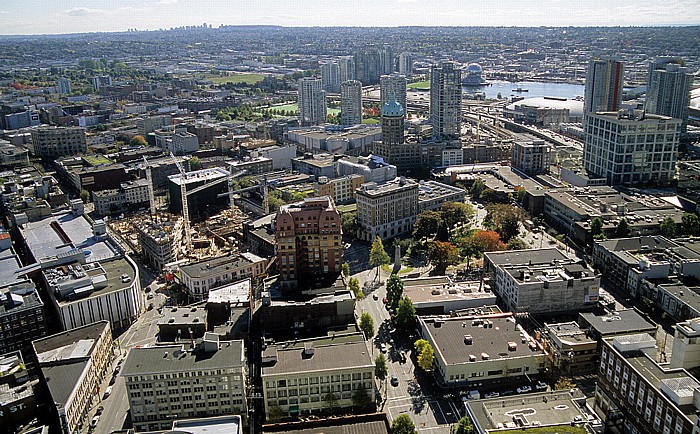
[62,7,107,17]
[157,0,178,4]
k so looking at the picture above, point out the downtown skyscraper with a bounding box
[380,73,407,112]
[298,77,327,127]
[430,61,462,140]
[646,58,693,134]
[321,62,340,94]
[584,57,624,115]
[340,80,362,126]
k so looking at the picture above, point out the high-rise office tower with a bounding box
[398,53,413,76]
[298,77,327,127]
[339,56,356,83]
[583,110,681,185]
[430,61,462,140]
[381,94,405,146]
[57,77,71,95]
[646,58,692,135]
[380,74,407,112]
[379,45,394,75]
[320,62,341,94]
[584,57,624,115]
[354,49,381,85]
[340,80,363,126]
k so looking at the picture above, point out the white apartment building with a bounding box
[298,78,327,127]
[261,337,374,419]
[122,337,247,432]
[583,111,681,185]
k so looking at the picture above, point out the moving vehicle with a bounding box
[390,375,399,386]
[517,385,532,393]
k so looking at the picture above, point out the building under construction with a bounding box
[134,215,184,271]
[167,167,231,219]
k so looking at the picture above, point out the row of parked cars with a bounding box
[465,381,548,400]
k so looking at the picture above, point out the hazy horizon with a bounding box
[1,0,699,36]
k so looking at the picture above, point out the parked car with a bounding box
[516,385,532,394]
[373,294,379,300]
[103,385,113,399]
[390,375,399,386]
[90,415,100,427]
[535,381,548,391]
[380,343,387,353]
[95,406,104,416]
[484,391,500,398]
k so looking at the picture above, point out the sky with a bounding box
[1,0,699,35]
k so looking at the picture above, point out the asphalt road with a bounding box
[354,268,458,434]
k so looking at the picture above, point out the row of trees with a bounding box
[591,213,700,241]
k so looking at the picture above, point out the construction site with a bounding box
[106,153,259,271]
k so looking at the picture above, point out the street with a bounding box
[354,267,459,433]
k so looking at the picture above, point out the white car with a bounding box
[516,385,532,394]
[103,385,113,399]
[484,391,500,398]
[90,415,100,428]
[535,381,548,391]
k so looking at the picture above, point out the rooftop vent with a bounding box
[303,342,315,357]
[464,335,473,345]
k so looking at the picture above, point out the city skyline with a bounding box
[0,0,699,35]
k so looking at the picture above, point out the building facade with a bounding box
[122,338,247,432]
[275,197,342,282]
[0,282,46,357]
[320,62,341,94]
[584,57,624,115]
[261,337,374,419]
[355,177,419,241]
[340,80,362,126]
[33,321,114,434]
[430,61,462,140]
[30,127,87,159]
[177,252,267,301]
[511,140,550,175]
[583,111,681,185]
[315,174,365,205]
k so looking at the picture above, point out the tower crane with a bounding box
[142,156,156,217]
[170,152,191,253]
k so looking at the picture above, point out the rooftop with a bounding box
[484,248,569,270]
[121,341,245,376]
[20,212,119,265]
[158,306,207,327]
[33,321,108,361]
[420,315,543,366]
[170,415,241,434]
[207,279,251,305]
[179,252,265,279]
[356,177,418,198]
[262,336,372,376]
[168,167,231,186]
[402,277,495,305]
[579,308,656,336]
[0,246,23,287]
[0,282,42,316]
[467,389,589,432]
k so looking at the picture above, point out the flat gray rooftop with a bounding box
[262,338,372,377]
[421,316,543,366]
[467,389,588,431]
[121,341,245,376]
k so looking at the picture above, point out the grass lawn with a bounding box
[337,204,357,214]
[407,80,430,89]
[264,103,339,116]
[207,73,265,85]
[362,118,380,124]
[83,155,112,165]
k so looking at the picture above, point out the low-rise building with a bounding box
[30,127,86,159]
[260,290,355,334]
[122,336,247,432]
[315,174,364,205]
[418,314,546,389]
[511,140,550,175]
[0,351,37,429]
[261,334,374,419]
[543,321,598,375]
[286,126,382,155]
[291,153,337,179]
[336,155,398,183]
[465,389,598,434]
[92,178,150,216]
[544,186,684,245]
[177,252,266,301]
[594,333,698,434]
[417,180,465,212]
[33,321,114,434]
[578,308,657,344]
[158,306,207,342]
[402,276,497,314]
[226,157,274,176]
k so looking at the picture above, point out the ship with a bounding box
[512,87,529,92]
